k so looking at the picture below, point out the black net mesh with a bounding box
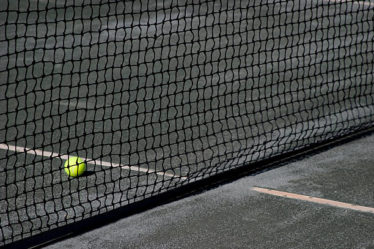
[1,0,374,246]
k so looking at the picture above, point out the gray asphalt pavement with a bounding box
[45,132,374,249]
[1,0,374,247]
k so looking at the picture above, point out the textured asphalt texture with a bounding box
[45,132,374,249]
[1,0,374,247]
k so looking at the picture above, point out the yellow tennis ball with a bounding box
[64,156,86,177]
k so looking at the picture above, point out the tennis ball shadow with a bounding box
[82,171,96,176]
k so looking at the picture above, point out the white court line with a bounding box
[252,187,374,214]
[0,143,186,179]
[58,100,95,110]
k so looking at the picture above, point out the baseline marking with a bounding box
[0,143,186,179]
[252,187,374,214]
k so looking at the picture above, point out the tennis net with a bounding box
[1,0,374,246]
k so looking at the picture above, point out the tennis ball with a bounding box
[64,156,86,177]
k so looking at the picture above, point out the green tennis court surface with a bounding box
[1,0,374,247]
